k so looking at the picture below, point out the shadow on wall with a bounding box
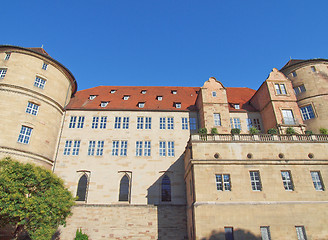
[147,154,188,239]
[201,229,261,240]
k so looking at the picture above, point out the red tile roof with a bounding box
[66,86,258,112]
[226,87,257,112]
[66,86,200,111]
[27,47,50,56]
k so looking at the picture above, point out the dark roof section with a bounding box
[226,87,257,112]
[0,45,77,95]
[280,58,328,72]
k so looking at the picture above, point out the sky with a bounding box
[2,1,328,91]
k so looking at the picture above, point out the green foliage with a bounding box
[319,128,328,135]
[211,128,218,134]
[286,127,296,135]
[74,228,89,240]
[267,128,278,135]
[231,128,241,135]
[0,158,75,240]
[198,127,207,135]
[249,127,259,135]
[305,130,313,135]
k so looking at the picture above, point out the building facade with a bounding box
[0,45,327,240]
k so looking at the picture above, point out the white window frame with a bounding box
[88,141,96,156]
[175,102,181,108]
[112,140,119,156]
[145,117,151,129]
[157,96,163,101]
[144,141,151,156]
[0,68,7,78]
[136,141,143,156]
[100,101,108,107]
[89,95,97,100]
[214,113,221,126]
[42,62,48,70]
[34,76,46,89]
[160,117,166,129]
[64,140,72,155]
[260,226,271,240]
[26,102,39,116]
[137,117,144,129]
[275,83,287,95]
[17,126,33,144]
[138,102,145,108]
[300,105,315,120]
[4,53,11,60]
[120,140,127,156]
[171,90,177,94]
[159,141,166,157]
[230,118,241,129]
[123,95,130,100]
[122,117,129,129]
[92,117,99,129]
[281,171,294,191]
[96,141,104,156]
[295,226,307,240]
[115,117,121,129]
[99,116,107,129]
[311,171,324,191]
[72,140,81,156]
[216,174,231,191]
[234,104,240,109]
[77,116,85,128]
[110,90,116,94]
[141,90,147,94]
[69,116,77,128]
[168,141,175,157]
[294,84,306,95]
[182,117,188,130]
[282,109,295,125]
[250,171,262,191]
[167,117,174,129]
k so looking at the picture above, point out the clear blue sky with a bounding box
[2,1,327,91]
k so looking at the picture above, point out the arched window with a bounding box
[161,175,171,202]
[119,174,130,202]
[76,174,88,201]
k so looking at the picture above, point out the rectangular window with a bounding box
[69,116,77,128]
[92,117,99,129]
[190,118,197,130]
[4,53,11,60]
[17,126,32,144]
[250,171,262,191]
[26,102,39,116]
[115,117,121,129]
[96,141,104,156]
[144,141,151,156]
[72,140,81,156]
[138,102,145,108]
[0,68,7,79]
[175,102,181,108]
[296,226,307,240]
[234,104,240,109]
[216,174,231,191]
[294,84,306,95]
[159,141,166,156]
[182,117,188,130]
[252,118,261,130]
[168,141,175,157]
[77,116,85,128]
[282,109,295,125]
[64,140,72,155]
[99,116,107,129]
[160,117,166,129]
[247,118,252,131]
[34,77,46,89]
[212,91,217,97]
[145,117,151,129]
[275,83,287,95]
[42,63,48,70]
[137,117,144,129]
[230,118,241,129]
[300,105,315,120]
[112,140,119,156]
[281,171,294,191]
[214,113,221,126]
[224,227,234,240]
[88,141,96,156]
[136,141,143,156]
[311,171,324,191]
[122,117,129,129]
[260,226,271,240]
[292,71,297,77]
[167,117,174,129]
[311,66,316,72]
[120,140,127,156]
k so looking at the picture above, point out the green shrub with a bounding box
[231,128,241,135]
[249,127,259,135]
[211,128,218,134]
[305,130,313,135]
[198,128,207,135]
[319,128,328,135]
[74,229,89,240]
[267,128,278,135]
[286,127,296,135]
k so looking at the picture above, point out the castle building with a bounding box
[0,45,327,240]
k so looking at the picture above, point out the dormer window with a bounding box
[110,90,116,94]
[171,90,177,94]
[141,90,147,94]
[157,96,163,101]
[175,102,181,109]
[101,101,109,107]
[89,95,97,100]
[42,62,48,70]
[234,104,240,109]
[212,91,217,97]
[123,95,130,100]
[138,102,145,108]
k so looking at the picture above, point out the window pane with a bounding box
[161,175,171,202]
[76,174,88,201]
[119,175,130,201]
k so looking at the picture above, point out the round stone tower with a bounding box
[0,45,77,168]
[280,59,328,133]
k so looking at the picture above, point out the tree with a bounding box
[0,157,75,240]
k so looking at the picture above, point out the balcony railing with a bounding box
[193,134,328,142]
